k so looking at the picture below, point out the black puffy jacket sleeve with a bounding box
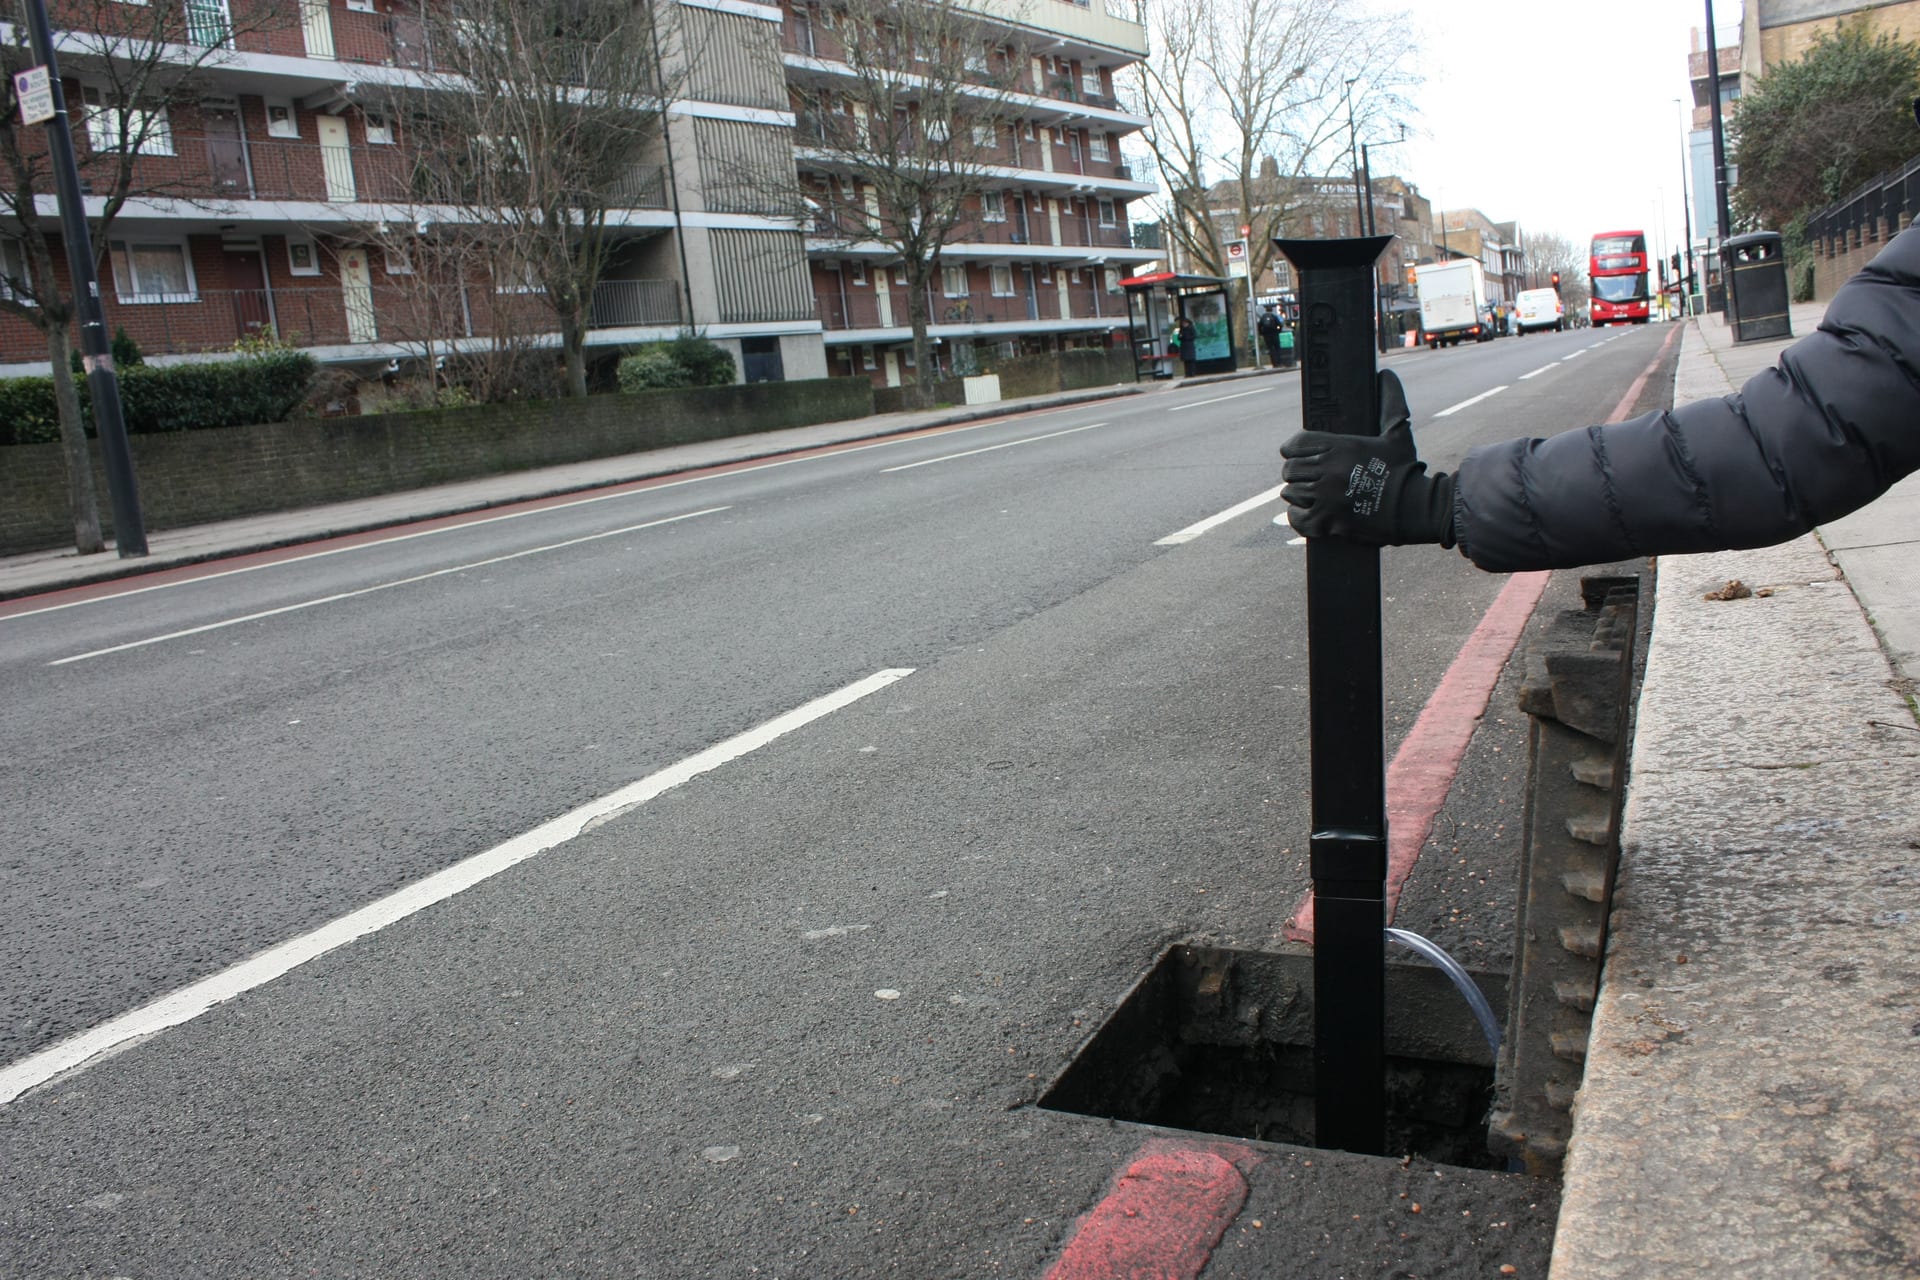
[1453,228,1920,574]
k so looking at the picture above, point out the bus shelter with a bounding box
[1119,272,1239,380]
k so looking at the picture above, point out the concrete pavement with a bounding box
[1551,301,1920,1275]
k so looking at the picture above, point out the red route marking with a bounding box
[1284,326,1678,943]
[1043,1139,1259,1280]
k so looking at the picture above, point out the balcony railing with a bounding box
[166,137,669,211]
[815,284,1116,331]
[0,279,684,365]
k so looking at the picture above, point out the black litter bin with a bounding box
[1723,231,1792,343]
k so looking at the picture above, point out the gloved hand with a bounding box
[1279,370,1456,547]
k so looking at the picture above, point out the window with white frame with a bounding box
[1089,132,1109,161]
[989,264,1014,296]
[1038,264,1051,283]
[0,237,33,304]
[965,45,988,73]
[1104,267,1120,293]
[1098,198,1116,226]
[1082,64,1102,96]
[861,345,876,370]
[942,263,968,297]
[286,238,320,276]
[364,109,393,144]
[850,260,867,285]
[346,0,375,10]
[494,257,543,293]
[972,122,996,148]
[107,240,196,302]
[1023,120,1035,141]
[981,190,1006,222]
[384,245,413,274]
[893,263,907,285]
[82,86,173,155]
[265,101,298,138]
[924,116,949,144]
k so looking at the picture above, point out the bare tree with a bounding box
[0,0,295,553]
[1127,0,1413,289]
[1522,230,1590,314]
[788,0,1032,407]
[387,0,689,398]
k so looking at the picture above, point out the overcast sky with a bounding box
[1379,0,1732,258]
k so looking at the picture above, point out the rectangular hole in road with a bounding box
[1039,944,1514,1171]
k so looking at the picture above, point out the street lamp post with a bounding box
[1675,97,1697,315]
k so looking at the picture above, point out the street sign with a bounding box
[14,66,54,126]
[1226,238,1248,278]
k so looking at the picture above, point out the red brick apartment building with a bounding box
[0,0,1153,389]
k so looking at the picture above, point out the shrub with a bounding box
[617,347,695,391]
[617,334,736,393]
[0,378,59,446]
[68,327,145,377]
[0,350,317,444]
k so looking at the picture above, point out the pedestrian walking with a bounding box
[1279,226,1920,572]
[1258,305,1284,368]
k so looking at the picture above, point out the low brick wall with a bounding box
[1810,213,1909,300]
[872,347,1134,414]
[1,377,872,555]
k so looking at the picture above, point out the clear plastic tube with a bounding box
[1384,927,1503,1056]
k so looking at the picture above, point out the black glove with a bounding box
[1279,370,1456,547]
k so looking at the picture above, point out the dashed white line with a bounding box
[879,421,1110,472]
[1518,363,1559,380]
[0,667,915,1107]
[1434,386,1509,418]
[49,507,728,666]
[1168,386,1274,412]
[1156,484,1287,545]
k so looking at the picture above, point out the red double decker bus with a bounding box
[1589,230,1651,326]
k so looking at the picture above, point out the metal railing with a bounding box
[1805,151,1920,254]
[0,279,683,364]
[815,284,1116,331]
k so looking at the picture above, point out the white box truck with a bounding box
[1415,259,1490,348]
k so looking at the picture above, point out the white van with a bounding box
[1515,288,1565,334]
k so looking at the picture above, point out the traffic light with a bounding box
[1671,252,1681,277]
[1550,270,1560,289]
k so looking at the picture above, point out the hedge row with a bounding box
[0,352,316,446]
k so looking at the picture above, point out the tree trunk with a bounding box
[560,312,589,398]
[47,324,105,556]
[906,281,933,410]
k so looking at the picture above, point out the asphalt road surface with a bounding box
[0,322,1677,1277]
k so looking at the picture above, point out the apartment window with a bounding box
[1081,65,1102,96]
[108,240,196,302]
[942,263,968,297]
[972,122,996,148]
[1104,267,1120,294]
[286,238,320,276]
[265,101,298,138]
[1089,132,1109,162]
[861,345,876,370]
[989,264,1014,296]
[1023,120,1036,141]
[965,46,988,73]
[0,237,32,304]
[1098,198,1116,227]
[850,260,867,285]
[981,190,1006,222]
[346,0,375,9]
[81,86,173,155]
[383,246,413,275]
[364,110,393,145]
[893,263,908,285]
[924,117,949,144]
[1038,265,1051,283]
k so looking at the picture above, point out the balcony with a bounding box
[160,137,669,211]
[0,278,684,365]
[814,283,1117,331]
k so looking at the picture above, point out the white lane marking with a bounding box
[0,668,915,1107]
[1433,386,1509,418]
[1563,348,1586,359]
[49,507,727,666]
[4,409,1110,623]
[1155,484,1288,545]
[1518,363,1559,380]
[1168,386,1274,412]
[879,422,1110,472]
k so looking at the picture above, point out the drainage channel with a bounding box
[1039,944,1510,1170]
